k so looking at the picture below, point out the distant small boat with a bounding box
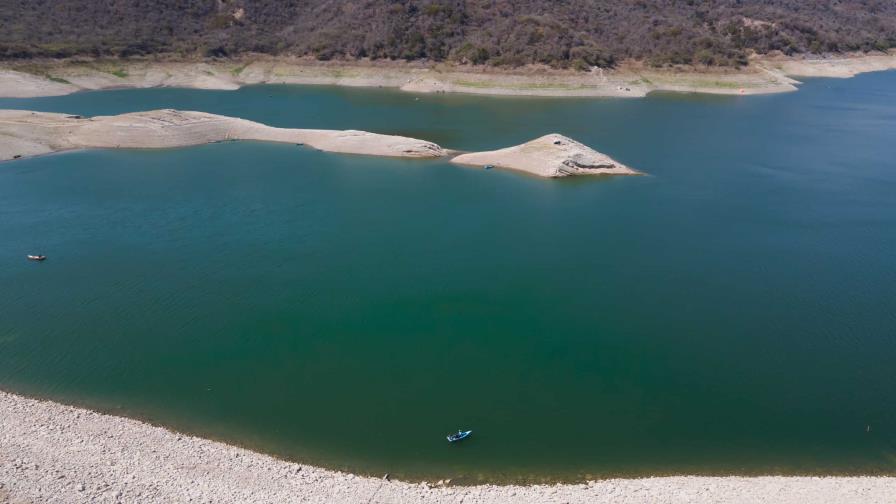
[484,164,494,170]
[447,430,472,443]
[27,255,46,261]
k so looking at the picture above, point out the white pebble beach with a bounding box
[1,391,894,503]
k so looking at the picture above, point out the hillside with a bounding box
[2,1,896,68]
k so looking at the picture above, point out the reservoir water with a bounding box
[1,72,895,482]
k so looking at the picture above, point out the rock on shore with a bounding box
[1,390,894,503]
[451,134,638,178]
[0,109,445,161]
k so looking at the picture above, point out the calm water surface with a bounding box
[1,73,895,482]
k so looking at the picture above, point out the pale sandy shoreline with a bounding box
[1,390,894,503]
[0,51,894,100]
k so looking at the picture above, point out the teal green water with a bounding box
[2,74,896,482]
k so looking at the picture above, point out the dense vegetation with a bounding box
[2,0,896,68]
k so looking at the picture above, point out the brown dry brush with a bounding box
[1,0,895,68]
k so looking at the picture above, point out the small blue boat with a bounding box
[447,430,472,443]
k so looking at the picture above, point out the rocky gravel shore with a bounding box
[1,391,894,503]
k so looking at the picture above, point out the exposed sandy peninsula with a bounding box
[1,110,638,179]
[452,134,638,178]
[0,109,445,161]
[0,51,883,101]
[1,390,894,504]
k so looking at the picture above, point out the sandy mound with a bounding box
[451,134,638,178]
[0,109,445,160]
